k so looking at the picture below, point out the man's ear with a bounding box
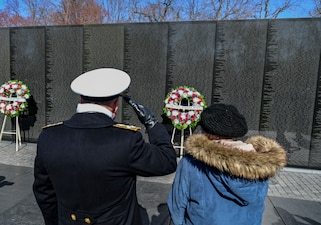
[112,98,119,113]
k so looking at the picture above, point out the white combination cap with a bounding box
[71,68,131,101]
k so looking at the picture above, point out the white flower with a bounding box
[182,93,188,98]
[166,111,171,117]
[171,94,178,99]
[178,90,184,96]
[180,113,187,120]
[16,89,22,95]
[193,97,199,103]
[21,85,27,90]
[172,110,179,116]
[188,111,195,116]
[24,94,30,99]
[186,120,191,125]
[174,119,179,124]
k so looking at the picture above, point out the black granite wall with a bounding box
[0,18,320,169]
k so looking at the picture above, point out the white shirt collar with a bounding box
[76,103,113,119]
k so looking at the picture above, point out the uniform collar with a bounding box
[76,103,113,119]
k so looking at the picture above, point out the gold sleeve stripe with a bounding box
[42,122,63,129]
[113,123,141,131]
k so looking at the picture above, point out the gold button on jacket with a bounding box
[70,214,76,221]
[84,217,91,224]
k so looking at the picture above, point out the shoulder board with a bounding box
[113,123,141,131]
[42,122,63,129]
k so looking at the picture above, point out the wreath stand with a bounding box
[0,115,22,151]
[168,102,201,158]
[171,126,192,158]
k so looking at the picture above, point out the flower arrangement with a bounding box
[0,80,31,118]
[164,86,206,130]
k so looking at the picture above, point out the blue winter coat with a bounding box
[168,134,287,225]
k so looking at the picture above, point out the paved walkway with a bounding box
[1,141,321,202]
[1,140,321,224]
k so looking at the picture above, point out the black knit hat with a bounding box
[200,103,248,138]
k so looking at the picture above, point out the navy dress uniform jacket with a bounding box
[33,112,177,225]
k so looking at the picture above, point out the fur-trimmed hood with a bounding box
[185,134,287,180]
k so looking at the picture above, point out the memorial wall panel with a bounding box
[123,23,168,128]
[0,28,10,83]
[10,27,46,141]
[83,24,124,122]
[45,26,83,126]
[0,28,11,134]
[213,20,268,137]
[297,19,321,168]
[261,19,321,167]
[83,24,124,71]
[311,63,321,168]
[167,22,216,105]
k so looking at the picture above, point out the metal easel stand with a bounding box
[171,126,192,158]
[0,115,22,151]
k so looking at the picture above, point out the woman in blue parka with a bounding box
[168,103,287,225]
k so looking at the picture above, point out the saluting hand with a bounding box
[123,95,158,130]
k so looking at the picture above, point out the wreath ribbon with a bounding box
[0,96,27,102]
[165,104,203,110]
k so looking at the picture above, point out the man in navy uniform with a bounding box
[33,68,177,225]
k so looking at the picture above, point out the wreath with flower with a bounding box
[164,86,207,130]
[0,80,31,118]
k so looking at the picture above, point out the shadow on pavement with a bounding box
[0,175,14,188]
[273,207,321,225]
[150,203,170,225]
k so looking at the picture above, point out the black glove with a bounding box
[123,95,158,130]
